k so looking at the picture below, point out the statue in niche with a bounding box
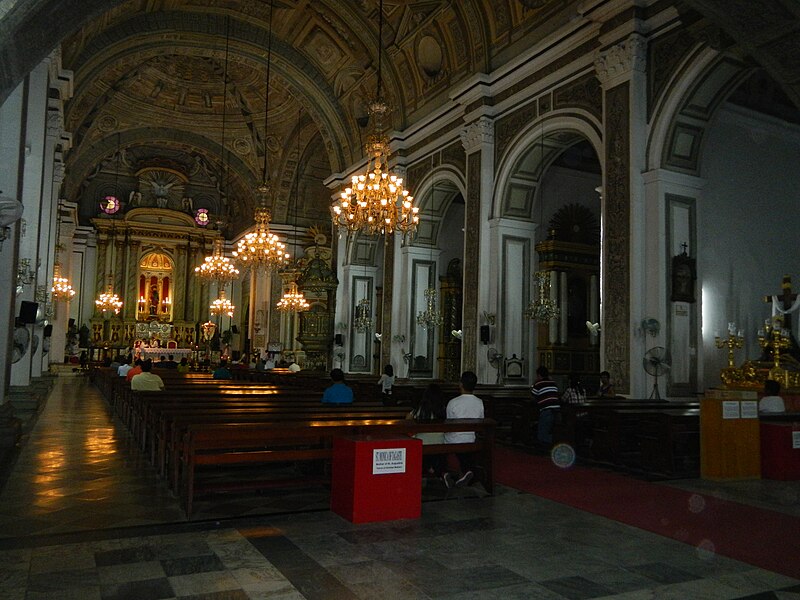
[129,191,142,207]
[181,196,194,212]
[149,284,159,316]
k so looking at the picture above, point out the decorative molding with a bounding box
[46,110,64,138]
[603,82,631,394]
[460,116,494,154]
[595,35,647,87]
[494,100,538,167]
[462,150,482,372]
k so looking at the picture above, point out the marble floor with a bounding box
[0,375,798,599]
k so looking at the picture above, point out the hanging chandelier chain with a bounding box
[261,0,273,185]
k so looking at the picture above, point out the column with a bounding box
[594,33,647,395]
[380,234,396,372]
[460,116,494,380]
[124,239,140,321]
[0,82,25,405]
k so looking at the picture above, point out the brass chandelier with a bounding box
[195,237,240,282]
[354,297,373,333]
[331,0,419,238]
[276,280,310,312]
[51,261,75,301]
[416,287,443,330]
[210,289,235,318]
[524,271,560,322]
[234,0,288,272]
[277,110,310,314]
[96,275,123,316]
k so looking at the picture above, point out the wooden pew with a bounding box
[179,418,496,516]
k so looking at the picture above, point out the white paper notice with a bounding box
[722,401,740,419]
[740,401,758,419]
[793,431,800,450]
[372,448,407,474]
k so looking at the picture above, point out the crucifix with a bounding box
[763,275,798,331]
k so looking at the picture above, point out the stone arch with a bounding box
[493,111,603,223]
[408,165,466,249]
[647,49,754,175]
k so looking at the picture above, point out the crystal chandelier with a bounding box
[354,298,373,333]
[234,191,290,271]
[234,2,289,272]
[95,276,123,316]
[416,287,443,329]
[51,262,75,301]
[524,271,560,322]
[277,280,310,313]
[210,289,234,318]
[331,0,419,239]
[195,238,240,282]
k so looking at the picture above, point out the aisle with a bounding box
[0,376,184,537]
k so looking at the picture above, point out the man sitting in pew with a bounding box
[597,371,616,398]
[322,368,354,404]
[212,360,233,380]
[443,371,484,488]
[131,360,165,392]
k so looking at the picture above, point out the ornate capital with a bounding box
[594,35,647,87]
[460,116,494,154]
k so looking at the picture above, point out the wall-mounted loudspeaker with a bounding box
[480,325,491,345]
[18,301,38,324]
[334,334,344,346]
[231,325,239,334]
[43,324,53,338]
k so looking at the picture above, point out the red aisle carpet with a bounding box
[493,446,800,579]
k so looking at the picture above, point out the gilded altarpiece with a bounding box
[296,244,338,372]
[91,209,218,350]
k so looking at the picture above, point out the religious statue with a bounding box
[149,284,159,316]
[181,196,194,212]
[129,191,142,207]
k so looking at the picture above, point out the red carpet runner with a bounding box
[493,446,800,579]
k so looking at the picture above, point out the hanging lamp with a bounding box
[524,122,559,323]
[277,109,310,313]
[95,142,123,317]
[51,209,75,301]
[194,237,239,282]
[210,289,235,318]
[416,171,443,329]
[233,0,290,272]
[330,0,419,239]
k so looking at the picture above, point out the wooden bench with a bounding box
[179,417,495,516]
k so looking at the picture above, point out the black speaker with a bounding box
[68,318,75,328]
[231,325,239,334]
[334,333,343,346]
[18,301,38,324]
[43,324,53,338]
[480,325,491,345]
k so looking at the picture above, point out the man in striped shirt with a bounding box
[531,366,559,448]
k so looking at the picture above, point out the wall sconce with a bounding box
[17,258,35,291]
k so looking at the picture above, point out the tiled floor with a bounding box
[0,375,798,599]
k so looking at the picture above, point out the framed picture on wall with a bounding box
[671,252,696,303]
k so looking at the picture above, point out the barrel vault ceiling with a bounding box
[1,0,800,233]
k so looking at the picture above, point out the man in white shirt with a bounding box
[443,371,484,488]
[131,360,165,392]
[117,358,134,378]
[759,379,785,413]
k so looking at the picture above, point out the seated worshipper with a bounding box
[176,357,190,373]
[597,370,615,398]
[532,366,560,448]
[759,379,786,413]
[562,373,587,404]
[164,354,178,369]
[322,368,354,404]
[443,371,484,489]
[109,355,123,370]
[408,383,446,476]
[378,364,395,405]
[288,360,301,372]
[212,359,233,380]
[264,354,276,370]
[125,359,144,382]
[130,360,165,392]
[154,355,168,368]
[117,357,134,378]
